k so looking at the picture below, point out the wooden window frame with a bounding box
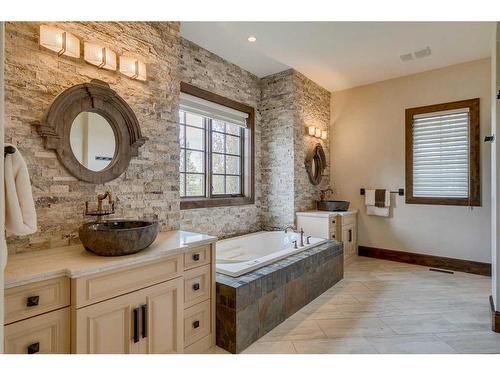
[405,98,480,206]
[180,82,255,210]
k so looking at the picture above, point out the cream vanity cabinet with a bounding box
[3,233,216,354]
[296,210,358,263]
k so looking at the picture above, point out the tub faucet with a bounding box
[284,225,296,234]
[300,228,305,247]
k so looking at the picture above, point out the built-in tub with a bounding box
[216,231,326,277]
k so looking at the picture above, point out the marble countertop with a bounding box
[5,230,217,289]
[296,210,358,218]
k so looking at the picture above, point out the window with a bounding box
[405,98,480,206]
[179,83,254,209]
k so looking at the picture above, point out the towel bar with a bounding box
[360,188,404,196]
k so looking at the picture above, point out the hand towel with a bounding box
[365,189,390,217]
[4,144,37,236]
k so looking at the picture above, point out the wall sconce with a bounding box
[84,42,116,70]
[306,126,328,140]
[119,56,147,81]
[39,25,80,58]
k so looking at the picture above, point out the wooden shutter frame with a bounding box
[405,98,480,206]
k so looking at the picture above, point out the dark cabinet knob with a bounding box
[192,320,200,329]
[27,342,40,354]
[27,296,40,307]
[192,253,200,261]
[192,283,200,291]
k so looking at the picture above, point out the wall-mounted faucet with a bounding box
[84,191,116,222]
[320,188,334,201]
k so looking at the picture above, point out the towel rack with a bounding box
[360,188,404,196]
[4,145,16,157]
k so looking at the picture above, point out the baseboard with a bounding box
[489,296,500,333]
[358,246,491,276]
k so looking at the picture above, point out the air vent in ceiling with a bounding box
[414,46,432,59]
[400,53,413,62]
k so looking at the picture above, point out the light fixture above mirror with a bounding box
[119,56,147,81]
[39,25,80,58]
[84,42,117,70]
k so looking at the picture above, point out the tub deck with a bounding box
[216,240,344,353]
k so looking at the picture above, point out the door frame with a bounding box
[0,21,6,353]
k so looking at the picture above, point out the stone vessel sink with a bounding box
[316,200,350,212]
[79,220,160,256]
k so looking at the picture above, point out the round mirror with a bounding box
[69,112,116,172]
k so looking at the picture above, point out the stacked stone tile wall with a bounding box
[260,69,331,228]
[4,22,182,253]
[179,39,262,239]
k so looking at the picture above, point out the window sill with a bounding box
[180,196,255,210]
[405,196,481,207]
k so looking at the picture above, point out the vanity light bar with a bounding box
[307,126,327,140]
[39,26,146,81]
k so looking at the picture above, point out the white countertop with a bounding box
[296,210,358,218]
[5,230,217,289]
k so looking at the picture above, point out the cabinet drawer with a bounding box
[184,245,211,271]
[184,300,211,347]
[184,264,211,308]
[4,308,70,354]
[341,214,356,226]
[73,255,182,308]
[5,277,70,325]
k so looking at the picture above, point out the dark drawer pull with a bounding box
[348,229,352,242]
[192,320,200,329]
[192,253,200,261]
[133,308,139,343]
[141,304,148,339]
[27,295,40,307]
[192,283,200,291]
[27,342,40,354]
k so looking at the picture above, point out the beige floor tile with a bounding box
[436,331,500,353]
[259,319,327,342]
[380,313,465,334]
[293,337,377,354]
[242,340,297,354]
[317,317,396,338]
[367,334,457,354]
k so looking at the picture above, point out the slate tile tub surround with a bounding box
[216,240,344,353]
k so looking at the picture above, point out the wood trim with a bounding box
[179,82,255,210]
[489,296,500,333]
[359,246,491,276]
[405,98,481,206]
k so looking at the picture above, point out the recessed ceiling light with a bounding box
[247,36,257,42]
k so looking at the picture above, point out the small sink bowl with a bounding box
[79,220,160,256]
[317,200,350,212]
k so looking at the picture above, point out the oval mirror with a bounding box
[69,112,117,172]
[305,143,326,185]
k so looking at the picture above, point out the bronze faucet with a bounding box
[320,188,334,201]
[84,191,116,222]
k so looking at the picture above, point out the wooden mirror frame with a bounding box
[37,80,146,184]
[305,143,326,185]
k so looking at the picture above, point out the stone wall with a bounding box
[179,39,262,239]
[260,69,331,228]
[5,22,182,253]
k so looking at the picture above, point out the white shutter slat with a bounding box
[412,109,470,199]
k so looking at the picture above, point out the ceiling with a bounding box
[180,22,493,91]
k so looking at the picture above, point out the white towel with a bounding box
[365,189,390,217]
[4,144,37,236]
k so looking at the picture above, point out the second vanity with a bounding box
[3,230,216,354]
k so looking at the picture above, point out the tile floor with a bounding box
[210,256,500,354]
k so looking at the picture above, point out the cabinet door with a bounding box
[4,308,70,354]
[142,277,183,354]
[74,290,142,354]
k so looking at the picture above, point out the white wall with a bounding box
[331,58,492,263]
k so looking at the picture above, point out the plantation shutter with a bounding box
[412,108,470,198]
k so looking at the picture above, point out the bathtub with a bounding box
[216,231,327,277]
